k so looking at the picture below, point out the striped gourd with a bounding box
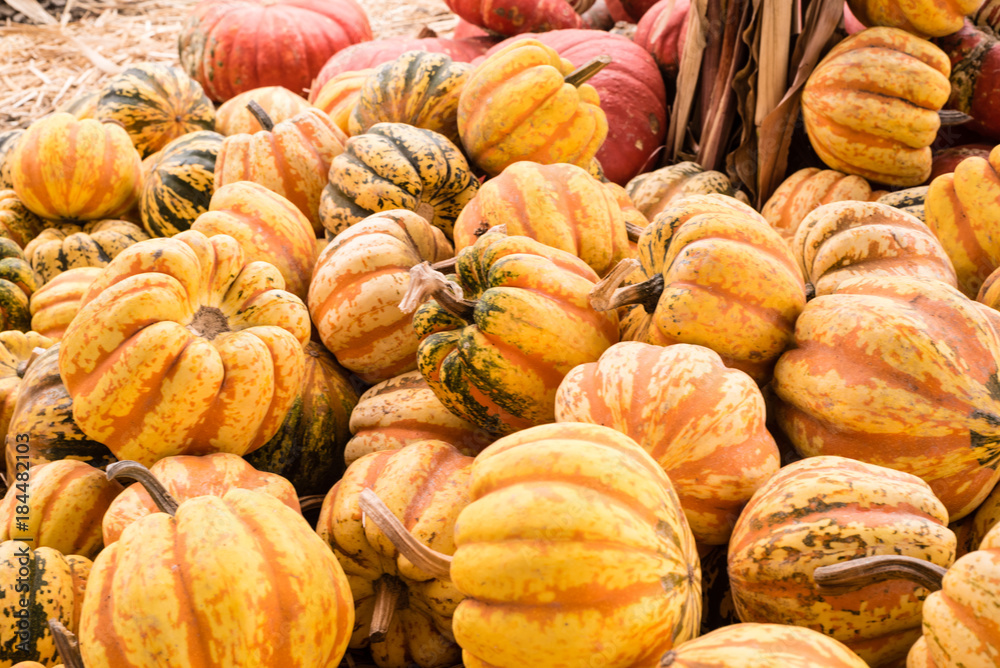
[663,623,869,667]
[28,267,102,342]
[320,122,479,239]
[0,129,24,189]
[876,185,928,221]
[95,63,215,158]
[408,231,619,435]
[0,190,45,249]
[345,370,494,466]
[244,342,359,497]
[4,344,115,484]
[791,200,956,296]
[309,69,373,136]
[0,541,91,666]
[555,341,781,546]
[0,238,38,333]
[772,275,1000,521]
[626,161,748,221]
[139,130,223,237]
[760,167,883,239]
[0,330,53,446]
[728,456,955,666]
[24,220,150,285]
[349,50,471,143]
[214,86,310,136]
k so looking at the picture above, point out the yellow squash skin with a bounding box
[412,232,619,435]
[625,194,807,384]
[0,541,90,667]
[0,190,45,249]
[0,459,121,560]
[320,122,479,239]
[625,161,748,222]
[345,370,494,466]
[349,51,472,144]
[24,220,150,285]
[926,144,1000,298]
[728,456,955,667]
[79,488,355,667]
[801,27,951,187]
[102,452,299,545]
[310,69,373,136]
[214,86,311,136]
[662,623,870,667]
[761,167,883,240]
[309,210,454,383]
[792,200,957,296]
[10,113,141,222]
[452,161,631,277]
[907,521,1000,667]
[318,440,473,668]
[214,107,347,235]
[0,331,53,440]
[848,0,984,38]
[772,275,1000,521]
[555,341,780,546]
[58,230,310,468]
[28,267,101,342]
[457,39,608,177]
[192,181,317,300]
[450,422,702,668]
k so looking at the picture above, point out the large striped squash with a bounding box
[139,130,224,238]
[191,181,317,300]
[244,341,359,497]
[0,331,54,451]
[728,456,955,666]
[625,161,747,221]
[320,123,479,239]
[450,422,701,667]
[772,275,1000,521]
[0,541,90,667]
[407,231,619,435]
[345,371,494,466]
[792,200,957,296]
[451,161,631,277]
[0,238,38,334]
[662,623,870,667]
[215,86,311,135]
[555,341,780,546]
[0,190,45,248]
[215,107,347,235]
[58,231,310,467]
[760,167,884,240]
[317,440,474,668]
[9,113,141,222]
[79,464,354,667]
[24,220,150,285]
[0,130,23,189]
[28,267,102,342]
[308,210,454,383]
[95,63,215,158]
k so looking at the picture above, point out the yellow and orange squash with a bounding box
[626,161,748,222]
[662,623,870,667]
[58,230,310,467]
[28,267,102,342]
[309,68,373,136]
[0,190,45,249]
[0,238,39,334]
[214,86,311,136]
[760,167,884,239]
[0,130,23,190]
[847,0,985,38]
[24,220,150,285]
[0,330,53,443]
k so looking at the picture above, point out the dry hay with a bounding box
[0,0,456,132]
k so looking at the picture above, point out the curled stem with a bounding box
[358,488,453,581]
[106,460,179,516]
[813,555,947,596]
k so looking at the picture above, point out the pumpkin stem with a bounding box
[398,262,476,320]
[298,495,326,513]
[568,0,596,13]
[246,100,275,132]
[938,109,972,126]
[812,555,947,596]
[414,202,436,224]
[625,221,645,243]
[49,619,84,668]
[565,56,612,86]
[590,258,643,311]
[659,650,678,667]
[431,257,458,273]
[106,460,180,516]
[369,576,404,643]
[358,488,453,581]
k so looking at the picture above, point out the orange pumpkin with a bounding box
[215,86,311,135]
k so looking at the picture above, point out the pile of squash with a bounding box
[2,0,1000,666]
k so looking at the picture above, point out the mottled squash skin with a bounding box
[760,167,883,239]
[318,440,474,668]
[0,190,45,249]
[626,161,748,221]
[215,86,310,136]
[310,69,373,136]
[0,130,24,190]
[728,456,955,666]
[847,0,983,38]
[0,331,53,444]
[0,238,38,334]
[139,130,223,238]
[0,542,90,667]
[663,623,870,667]
[24,220,150,285]
[28,267,102,342]
[450,423,702,667]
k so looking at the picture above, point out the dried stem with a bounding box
[369,576,403,643]
[398,262,476,320]
[246,100,275,132]
[49,619,84,668]
[938,109,973,126]
[565,56,612,86]
[813,555,947,596]
[298,495,326,514]
[106,460,179,516]
[590,258,642,310]
[430,257,458,273]
[358,488,453,581]
[625,221,646,243]
[568,0,596,13]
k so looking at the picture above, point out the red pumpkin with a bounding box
[929,143,995,181]
[605,0,660,21]
[486,30,667,185]
[178,0,373,103]
[934,20,1000,140]
[445,0,585,36]
[635,0,691,79]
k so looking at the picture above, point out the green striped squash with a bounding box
[0,129,23,189]
[24,220,149,285]
[876,185,928,222]
[139,130,223,237]
[0,238,37,333]
[244,341,360,496]
[95,63,215,158]
[0,190,45,249]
